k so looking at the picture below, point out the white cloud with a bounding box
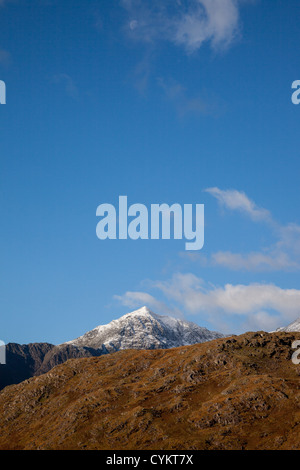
[173,0,240,52]
[153,273,300,317]
[121,0,244,53]
[243,311,282,333]
[212,250,299,271]
[116,273,300,332]
[203,187,300,272]
[205,187,272,222]
[114,291,183,318]
[129,19,138,31]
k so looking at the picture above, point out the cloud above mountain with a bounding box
[116,273,300,333]
[201,187,300,272]
[121,0,244,53]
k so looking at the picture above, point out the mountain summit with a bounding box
[64,306,225,352]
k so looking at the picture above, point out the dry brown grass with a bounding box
[0,331,300,450]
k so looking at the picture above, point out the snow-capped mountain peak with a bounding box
[126,306,152,316]
[63,306,225,352]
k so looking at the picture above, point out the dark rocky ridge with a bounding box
[0,343,106,391]
[37,344,105,375]
[0,343,53,391]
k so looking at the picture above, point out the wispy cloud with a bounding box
[114,291,183,318]
[173,0,240,52]
[277,223,300,257]
[115,185,300,327]
[158,77,223,117]
[120,1,250,111]
[154,273,300,318]
[131,51,154,95]
[201,187,300,272]
[205,187,272,222]
[121,0,243,53]
[52,73,79,99]
[211,250,299,271]
[116,273,300,332]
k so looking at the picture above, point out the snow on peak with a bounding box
[63,306,225,352]
[125,306,154,317]
[274,317,300,333]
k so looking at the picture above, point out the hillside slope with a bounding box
[0,331,299,450]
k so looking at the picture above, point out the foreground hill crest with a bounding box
[1,331,299,450]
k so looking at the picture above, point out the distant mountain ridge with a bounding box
[0,343,102,391]
[0,306,224,390]
[0,343,53,391]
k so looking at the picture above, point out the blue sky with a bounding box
[1,0,300,344]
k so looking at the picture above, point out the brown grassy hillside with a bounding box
[0,331,300,450]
